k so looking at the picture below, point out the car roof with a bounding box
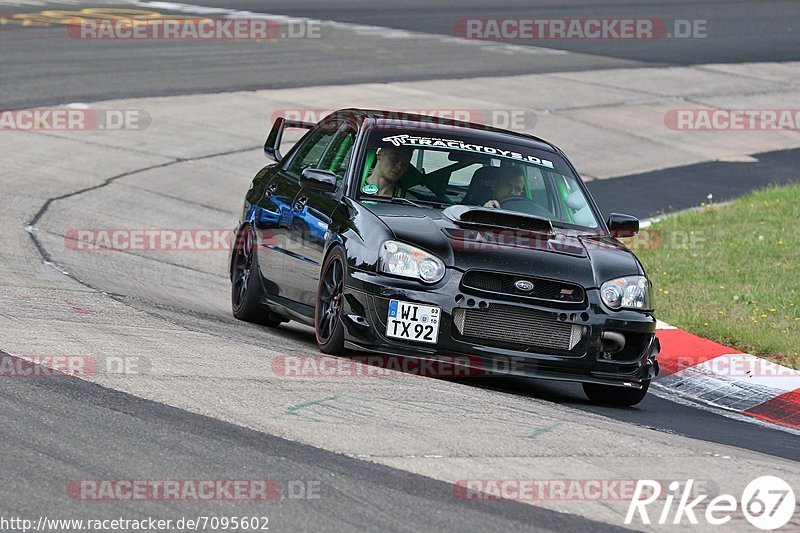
[330,108,559,154]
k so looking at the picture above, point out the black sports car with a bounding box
[230,109,659,406]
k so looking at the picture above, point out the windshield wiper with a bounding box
[412,198,451,209]
[363,195,425,208]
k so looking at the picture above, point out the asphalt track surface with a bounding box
[0,0,639,109]
[2,1,800,531]
[587,147,800,219]
[191,0,800,64]
[1,352,621,532]
[2,0,800,109]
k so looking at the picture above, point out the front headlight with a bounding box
[601,276,652,310]
[378,241,446,283]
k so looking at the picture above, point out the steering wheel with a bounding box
[498,195,551,218]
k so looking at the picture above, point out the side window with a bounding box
[318,124,357,186]
[286,123,339,178]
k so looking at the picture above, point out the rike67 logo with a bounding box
[626,476,796,530]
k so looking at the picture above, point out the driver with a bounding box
[362,147,413,197]
[483,166,526,208]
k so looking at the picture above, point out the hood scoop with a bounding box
[443,205,554,237]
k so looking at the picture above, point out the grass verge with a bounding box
[625,182,800,367]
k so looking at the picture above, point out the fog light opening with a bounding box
[600,331,626,357]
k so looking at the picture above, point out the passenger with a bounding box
[362,147,413,197]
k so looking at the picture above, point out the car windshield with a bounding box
[356,128,600,230]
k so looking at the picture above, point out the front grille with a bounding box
[452,304,584,351]
[461,270,585,303]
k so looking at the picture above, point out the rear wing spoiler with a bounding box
[264,116,315,162]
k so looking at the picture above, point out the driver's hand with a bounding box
[483,199,500,208]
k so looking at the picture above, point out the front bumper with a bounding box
[340,268,659,389]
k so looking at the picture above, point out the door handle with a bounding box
[293,196,308,212]
[265,183,278,198]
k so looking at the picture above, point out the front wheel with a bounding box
[582,380,650,407]
[315,247,346,354]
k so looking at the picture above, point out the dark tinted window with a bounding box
[318,124,357,186]
[286,123,339,178]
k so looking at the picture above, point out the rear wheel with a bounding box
[582,380,650,407]
[231,225,284,327]
[315,247,346,354]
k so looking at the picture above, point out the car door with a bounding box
[256,123,339,303]
[286,121,358,308]
[243,168,284,296]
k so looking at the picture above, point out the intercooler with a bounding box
[452,304,584,351]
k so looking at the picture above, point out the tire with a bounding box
[582,380,650,407]
[315,246,346,354]
[231,225,284,327]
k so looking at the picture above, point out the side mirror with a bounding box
[607,213,639,238]
[301,168,338,192]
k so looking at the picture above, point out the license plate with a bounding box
[386,300,440,344]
